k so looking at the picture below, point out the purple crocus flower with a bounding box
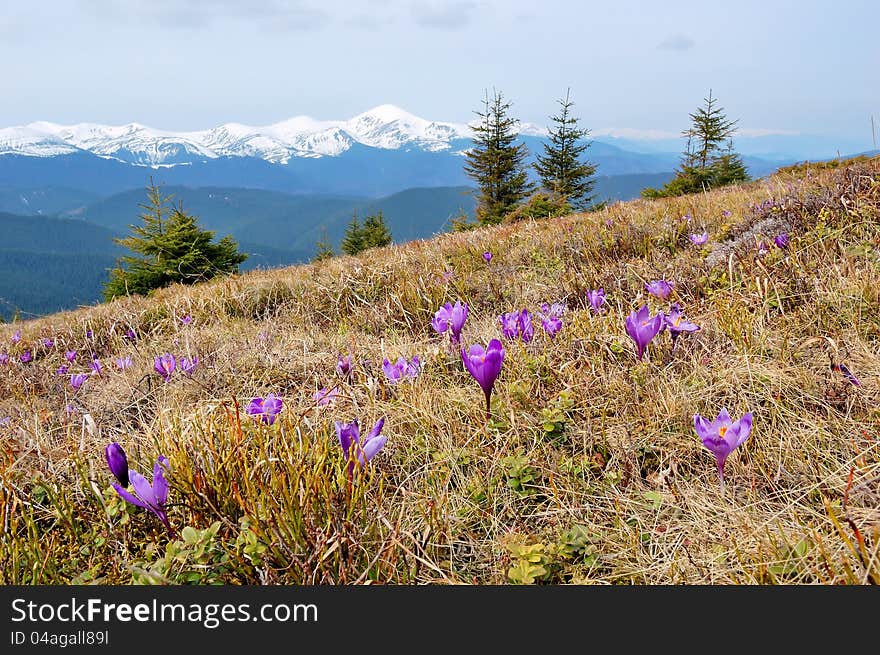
[105,442,129,487]
[65,350,77,362]
[154,353,176,381]
[20,350,32,363]
[111,450,172,533]
[0,416,10,427]
[723,210,732,218]
[41,338,54,349]
[247,394,283,425]
[587,289,606,313]
[70,373,88,391]
[461,338,505,421]
[382,356,421,383]
[625,305,664,361]
[335,418,387,476]
[499,312,519,339]
[89,358,103,375]
[664,303,701,347]
[179,314,192,325]
[115,356,133,370]
[645,280,674,300]
[483,251,492,263]
[179,357,199,376]
[831,363,861,387]
[336,354,353,378]
[518,309,534,343]
[432,301,468,344]
[57,365,69,375]
[538,304,564,339]
[541,314,562,339]
[0,353,7,365]
[11,330,21,344]
[774,232,789,249]
[694,409,753,490]
[689,232,709,246]
[313,387,338,406]
[124,329,137,341]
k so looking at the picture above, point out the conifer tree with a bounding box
[340,213,365,256]
[534,89,597,210]
[104,182,246,300]
[362,211,392,248]
[463,89,533,226]
[643,90,749,198]
[312,228,335,262]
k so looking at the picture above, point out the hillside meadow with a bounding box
[1,158,878,584]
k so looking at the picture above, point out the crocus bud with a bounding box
[105,443,129,487]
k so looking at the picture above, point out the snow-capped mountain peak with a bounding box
[1,106,485,165]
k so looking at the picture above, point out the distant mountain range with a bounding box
[0,104,869,320]
[0,104,804,200]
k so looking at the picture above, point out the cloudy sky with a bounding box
[1,0,876,143]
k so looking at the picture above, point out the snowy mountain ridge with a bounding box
[1,105,480,166]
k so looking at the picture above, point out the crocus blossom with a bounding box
[124,329,137,341]
[335,418,387,476]
[179,315,192,325]
[336,354,353,378]
[432,301,468,344]
[70,373,88,391]
[538,304,564,339]
[247,394,283,425]
[20,350,32,363]
[57,365,69,375]
[483,251,492,263]
[461,338,505,421]
[774,232,789,249]
[499,312,519,339]
[110,447,172,533]
[689,232,709,246]
[11,330,21,344]
[645,280,674,300]
[663,303,701,347]
[115,356,133,370]
[694,409,753,489]
[499,309,533,343]
[313,387,339,406]
[382,356,421,383]
[105,442,129,487]
[41,338,54,349]
[625,305,664,361]
[154,353,176,381]
[90,358,103,375]
[179,357,199,376]
[65,350,77,362]
[587,289,606,313]
[0,353,7,365]
[831,363,861,387]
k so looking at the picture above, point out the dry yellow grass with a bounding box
[1,158,879,584]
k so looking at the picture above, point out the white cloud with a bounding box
[592,127,681,141]
[657,34,695,51]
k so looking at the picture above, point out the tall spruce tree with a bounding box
[534,89,597,210]
[463,89,533,226]
[104,182,246,300]
[643,90,749,198]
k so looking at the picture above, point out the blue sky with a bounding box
[1,0,877,144]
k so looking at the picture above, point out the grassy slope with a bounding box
[1,159,878,584]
